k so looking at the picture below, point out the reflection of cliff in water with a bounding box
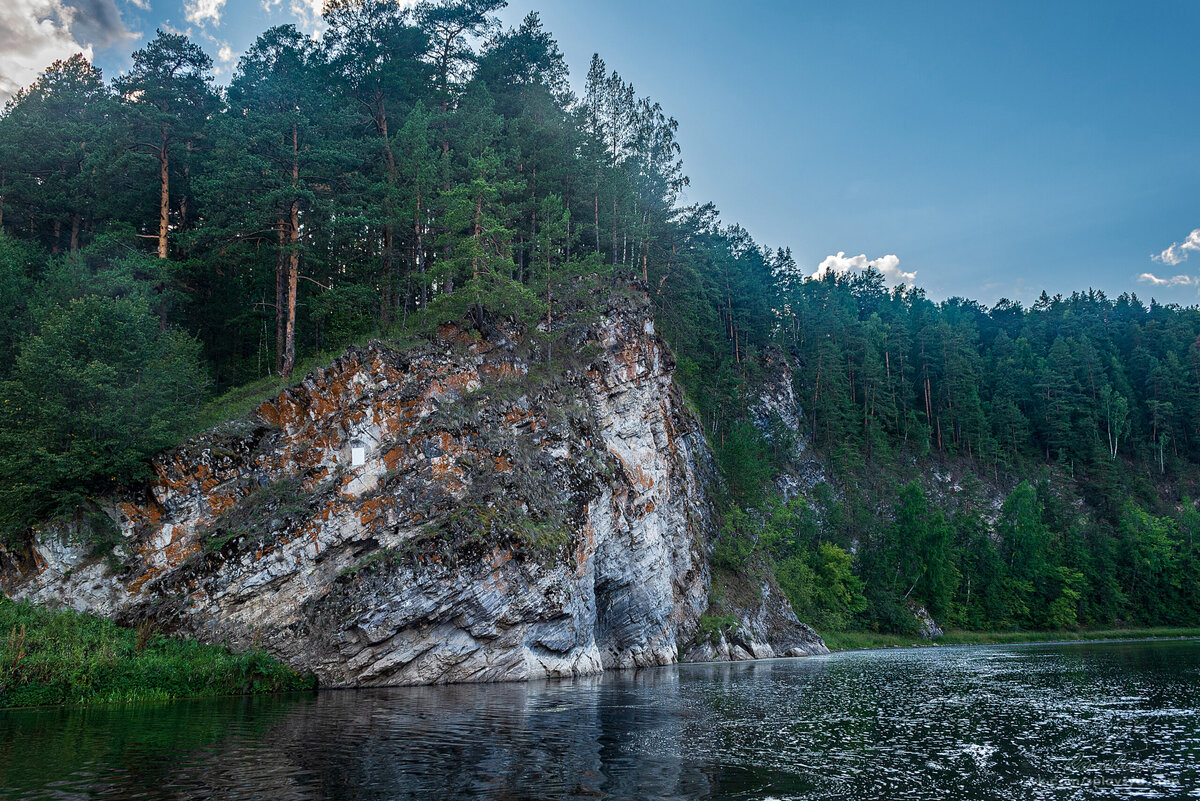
[1,661,824,800]
[2,664,758,800]
[275,669,720,800]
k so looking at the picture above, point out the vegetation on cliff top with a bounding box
[0,0,1198,643]
[0,598,315,708]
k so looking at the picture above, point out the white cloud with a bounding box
[813,251,916,287]
[1136,272,1198,288]
[1153,228,1200,267]
[127,0,150,9]
[0,0,133,101]
[288,0,325,34]
[213,41,235,76]
[184,0,226,27]
[283,0,420,32]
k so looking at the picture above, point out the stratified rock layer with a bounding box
[3,289,826,685]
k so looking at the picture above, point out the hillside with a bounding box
[2,288,825,685]
[0,0,1197,667]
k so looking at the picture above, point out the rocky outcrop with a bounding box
[911,604,944,639]
[750,347,830,500]
[2,287,826,686]
[682,578,827,663]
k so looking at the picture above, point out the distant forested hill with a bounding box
[0,0,1196,635]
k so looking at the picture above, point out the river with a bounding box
[2,639,1198,799]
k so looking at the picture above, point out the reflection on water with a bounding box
[2,640,1199,800]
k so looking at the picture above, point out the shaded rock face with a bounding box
[3,290,825,685]
[750,347,830,501]
[911,605,944,639]
[682,579,827,663]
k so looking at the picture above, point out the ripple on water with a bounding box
[1,640,1199,800]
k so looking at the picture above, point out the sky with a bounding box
[2,0,1198,306]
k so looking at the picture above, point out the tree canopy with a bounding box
[0,1,1197,632]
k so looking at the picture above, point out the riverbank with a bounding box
[0,598,315,708]
[819,627,1200,652]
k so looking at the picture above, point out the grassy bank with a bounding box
[0,598,315,708]
[820,627,1200,652]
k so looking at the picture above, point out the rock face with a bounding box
[911,605,944,639]
[681,579,828,663]
[750,347,830,501]
[2,288,826,686]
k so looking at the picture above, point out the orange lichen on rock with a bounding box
[119,500,162,527]
[428,369,479,400]
[430,458,466,491]
[126,567,162,595]
[574,521,596,577]
[382,446,403,471]
[437,432,463,455]
[358,496,392,529]
[207,492,238,517]
[437,322,474,344]
[609,449,655,492]
[162,536,201,569]
[479,361,523,381]
[257,400,282,428]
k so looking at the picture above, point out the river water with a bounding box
[2,639,1199,800]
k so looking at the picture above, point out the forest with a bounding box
[0,0,1197,636]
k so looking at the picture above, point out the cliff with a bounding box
[1,287,826,686]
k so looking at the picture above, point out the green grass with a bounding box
[0,598,315,708]
[819,626,1200,652]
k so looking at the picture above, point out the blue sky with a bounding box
[4,0,1199,306]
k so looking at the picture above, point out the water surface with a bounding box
[3,639,1199,799]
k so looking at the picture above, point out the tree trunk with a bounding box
[472,193,482,280]
[415,185,426,311]
[281,125,300,379]
[157,125,169,259]
[275,219,286,374]
[611,196,618,265]
[283,201,299,378]
[70,213,81,253]
[381,225,393,328]
[380,107,397,328]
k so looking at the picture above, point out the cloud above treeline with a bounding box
[184,0,226,27]
[1154,228,1200,267]
[0,0,134,101]
[1137,272,1199,288]
[812,251,916,287]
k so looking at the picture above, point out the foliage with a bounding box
[0,597,314,707]
[695,613,740,646]
[0,292,207,545]
[818,626,1200,652]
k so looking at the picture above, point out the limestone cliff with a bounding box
[2,288,826,685]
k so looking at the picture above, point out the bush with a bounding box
[0,597,314,708]
[0,294,208,546]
